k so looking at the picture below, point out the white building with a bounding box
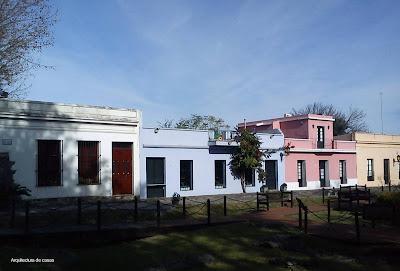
[0,99,141,199]
[140,127,285,199]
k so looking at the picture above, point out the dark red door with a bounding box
[112,142,133,195]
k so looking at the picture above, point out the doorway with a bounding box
[112,142,133,195]
[319,160,329,187]
[265,160,278,190]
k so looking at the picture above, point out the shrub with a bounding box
[376,192,400,207]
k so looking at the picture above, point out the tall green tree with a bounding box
[291,102,368,136]
[229,128,266,193]
[0,0,57,97]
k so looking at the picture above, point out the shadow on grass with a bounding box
[2,222,400,271]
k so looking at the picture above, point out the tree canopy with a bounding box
[158,114,230,131]
[291,102,368,136]
[0,0,57,97]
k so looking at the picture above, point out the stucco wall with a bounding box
[140,128,285,198]
[0,100,141,199]
[354,133,400,187]
[279,119,309,139]
[284,152,357,190]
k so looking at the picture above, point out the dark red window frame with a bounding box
[37,140,62,186]
[78,141,100,185]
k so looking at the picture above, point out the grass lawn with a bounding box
[1,222,400,271]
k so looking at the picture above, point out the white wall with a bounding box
[140,128,285,198]
[0,100,141,199]
[286,178,358,190]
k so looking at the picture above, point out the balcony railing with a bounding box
[285,138,356,151]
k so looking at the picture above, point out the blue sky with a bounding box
[28,0,400,133]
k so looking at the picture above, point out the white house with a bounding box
[140,127,285,199]
[0,99,141,199]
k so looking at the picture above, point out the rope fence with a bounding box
[1,188,397,237]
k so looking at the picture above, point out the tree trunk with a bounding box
[240,176,246,193]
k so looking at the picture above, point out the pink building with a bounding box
[239,114,357,190]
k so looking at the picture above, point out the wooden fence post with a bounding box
[183,197,186,218]
[207,199,211,225]
[134,196,138,222]
[157,200,160,228]
[290,191,293,208]
[77,198,82,225]
[322,188,325,204]
[338,191,342,210]
[368,189,371,205]
[9,198,15,228]
[389,182,392,192]
[24,201,30,234]
[223,196,227,216]
[267,194,270,211]
[327,199,331,223]
[256,192,260,211]
[97,201,101,231]
[356,188,360,207]
[304,207,308,234]
[381,185,384,192]
[298,203,302,229]
[355,211,360,244]
[280,192,284,207]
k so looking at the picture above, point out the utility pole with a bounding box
[380,92,383,134]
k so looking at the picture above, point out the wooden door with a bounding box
[265,160,277,190]
[112,142,133,195]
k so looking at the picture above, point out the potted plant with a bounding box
[280,183,288,192]
[171,192,181,205]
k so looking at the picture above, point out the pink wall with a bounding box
[279,120,308,139]
[285,152,357,183]
[307,119,334,145]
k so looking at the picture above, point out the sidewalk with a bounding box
[244,205,400,245]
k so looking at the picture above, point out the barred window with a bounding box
[37,140,62,186]
[78,141,100,185]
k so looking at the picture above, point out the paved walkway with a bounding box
[244,205,400,245]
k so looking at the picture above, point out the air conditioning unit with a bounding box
[283,113,293,118]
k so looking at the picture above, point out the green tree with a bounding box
[291,102,368,136]
[0,153,30,207]
[229,128,266,193]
